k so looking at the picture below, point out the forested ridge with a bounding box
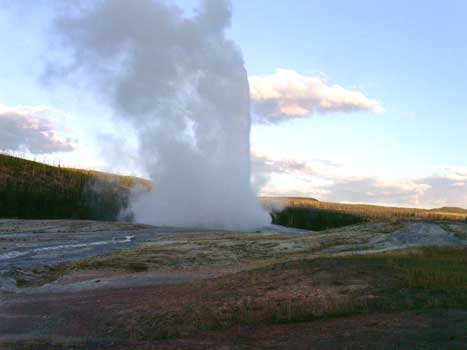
[0,154,150,220]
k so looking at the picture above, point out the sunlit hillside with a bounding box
[0,154,150,220]
[2,154,466,225]
[261,196,467,231]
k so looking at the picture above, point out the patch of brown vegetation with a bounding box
[0,257,392,342]
[261,196,467,222]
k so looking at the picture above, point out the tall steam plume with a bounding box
[48,0,270,230]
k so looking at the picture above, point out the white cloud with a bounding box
[252,152,467,209]
[249,69,384,122]
[0,104,75,154]
[323,177,432,207]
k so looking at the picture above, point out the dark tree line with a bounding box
[271,206,365,231]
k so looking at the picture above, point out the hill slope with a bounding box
[1,154,466,224]
[0,154,150,220]
[431,207,467,215]
[261,196,467,231]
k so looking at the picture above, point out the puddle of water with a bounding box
[0,236,134,261]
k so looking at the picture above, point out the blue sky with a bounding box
[231,0,467,175]
[1,1,466,208]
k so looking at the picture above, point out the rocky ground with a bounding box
[0,219,466,349]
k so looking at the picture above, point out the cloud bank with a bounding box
[252,153,467,209]
[0,104,74,154]
[249,69,384,122]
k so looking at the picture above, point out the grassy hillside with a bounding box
[262,196,467,231]
[0,154,150,220]
[431,206,467,215]
[1,154,466,225]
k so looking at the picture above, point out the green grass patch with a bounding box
[356,247,467,310]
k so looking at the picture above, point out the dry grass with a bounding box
[262,196,467,223]
[123,247,467,339]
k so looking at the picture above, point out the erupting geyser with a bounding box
[48,0,270,229]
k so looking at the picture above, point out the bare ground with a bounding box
[0,219,466,349]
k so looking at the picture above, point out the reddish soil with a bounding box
[1,256,466,349]
[4,310,467,349]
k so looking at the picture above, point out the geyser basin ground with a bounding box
[0,219,466,349]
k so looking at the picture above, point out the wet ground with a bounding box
[0,219,466,349]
